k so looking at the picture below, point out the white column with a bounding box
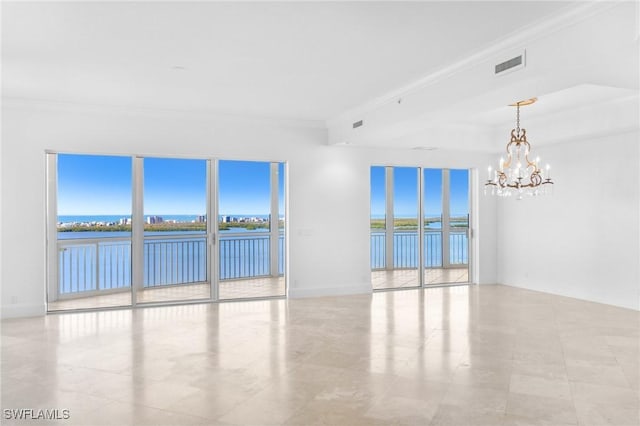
[468,168,475,284]
[131,156,144,305]
[442,169,451,269]
[46,153,58,304]
[385,167,394,270]
[270,162,280,277]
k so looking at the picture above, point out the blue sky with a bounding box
[144,158,207,215]
[58,154,466,217]
[449,169,469,216]
[219,160,285,215]
[370,166,469,218]
[58,154,132,215]
[58,155,285,216]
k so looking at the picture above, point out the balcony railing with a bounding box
[219,232,286,279]
[220,234,267,280]
[57,232,285,297]
[57,228,464,297]
[370,229,468,270]
[144,235,207,287]
[449,229,468,265]
[58,237,132,295]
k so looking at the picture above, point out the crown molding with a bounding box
[326,1,620,128]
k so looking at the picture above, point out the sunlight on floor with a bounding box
[48,276,286,311]
[372,268,468,290]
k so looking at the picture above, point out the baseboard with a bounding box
[288,283,372,299]
[1,303,46,319]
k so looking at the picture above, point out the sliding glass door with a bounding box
[371,166,471,290]
[218,160,285,299]
[138,157,210,304]
[48,154,133,311]
[371,166,420,290]
[444,169,470,284]
[47,154,287,312]
[392,167,420,288]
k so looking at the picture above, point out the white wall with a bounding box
[1,100,497,318]
[497,130,640,310]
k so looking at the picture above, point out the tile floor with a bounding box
[372,267,469,289]
[3,285,638,425]
[48,277,286,311]
[219,276,285,300]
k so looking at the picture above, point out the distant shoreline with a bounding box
[57,219,288,233]
[370,217,469,230]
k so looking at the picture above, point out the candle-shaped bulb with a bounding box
[487,166,492,181]
[499,157,504,171]
[546,164,551,180]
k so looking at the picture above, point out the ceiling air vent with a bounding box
[495,51,526,76]
[352,120,363,129]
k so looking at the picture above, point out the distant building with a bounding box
[119,218,131,225]
[197,215,206,223]
[222,216,231,223]
[146,216,163,224]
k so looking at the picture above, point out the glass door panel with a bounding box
[218,160,285,299]
[393,167,420,288]
[423,169,443,267]
[423,169,443,285]
[138,157,209,304]
[423,168,470,286]
[447,169,470,283]
[49,154,133,311]
[371,166,421,289]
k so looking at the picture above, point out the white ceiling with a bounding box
[326,1,639,150]
[3,1,575,122]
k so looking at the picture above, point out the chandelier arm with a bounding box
[502,140,515,169]
[505,182,539,189]
[531,172,542,187]
[523,141,537,169]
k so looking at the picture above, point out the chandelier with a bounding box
[485,98,554,199]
